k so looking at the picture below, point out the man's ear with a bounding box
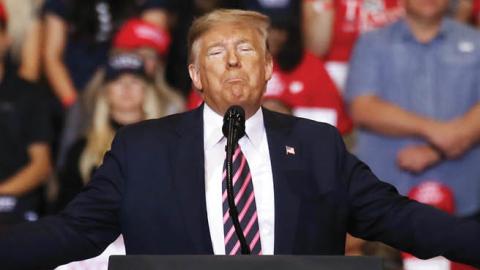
[188,64,203,91]
[264,53,273,81]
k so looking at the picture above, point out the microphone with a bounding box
[222,105,245,142]
[222,105,250,255]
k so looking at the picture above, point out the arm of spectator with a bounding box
[0,130,126,269]
[347,31,480,158]
[18,18,42,82]
[396,144,442,174]
[0,143,52,196]
[424,102,480,159]
[344,32,433,138]
[349,95,436,137]
[44,14,77,107]
[455,102,480,144]
[350,96,479,160]
[302,0,334,57]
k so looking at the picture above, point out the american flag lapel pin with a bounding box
[285,146,295,155]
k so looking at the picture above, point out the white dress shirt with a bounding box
[203,104,275,255]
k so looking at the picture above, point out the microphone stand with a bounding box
[224,107,250,255]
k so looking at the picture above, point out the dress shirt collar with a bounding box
[204,104,224,150]
[203,103,265,150]
[244,106,265,149]
[398,18,451,43]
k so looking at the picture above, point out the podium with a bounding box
[108,255,383,270]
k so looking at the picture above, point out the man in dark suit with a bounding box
[0,8,479,270]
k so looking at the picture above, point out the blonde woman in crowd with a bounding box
[54,53,183,270]
[57,53,182,270]
[82,17,185,119]
[56,53,183,211]
[44,0,172,173]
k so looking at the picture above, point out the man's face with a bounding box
[188,23,273,118]
[402,0,449,21]
[106,74,146,114]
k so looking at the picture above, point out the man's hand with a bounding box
[397,145,442,174]
[423,120,473,159]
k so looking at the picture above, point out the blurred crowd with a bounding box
[0,0,479,269]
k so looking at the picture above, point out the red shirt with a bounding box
[473,0,480,25]
[187,89,203,110]
[324,0,403,62]
[264,51,353,134]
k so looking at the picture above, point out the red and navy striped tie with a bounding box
[222,145,262,255]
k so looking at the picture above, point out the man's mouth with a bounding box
[225,78,244,84]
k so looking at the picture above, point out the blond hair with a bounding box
[187,9,271,63]
[4,0,43,61]
[152,61,185,114]
[79,69,183,182]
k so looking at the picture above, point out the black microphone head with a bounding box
[222,105,246,139]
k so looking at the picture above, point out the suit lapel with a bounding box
[263,108,301,254]
[172,105,213,254]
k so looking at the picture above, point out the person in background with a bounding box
[113,18,171,77]
[0,2,52,231]
[57,53,169,270]
[303,0,403,91]
[54,53,180,270]
[43,0,172,171]
[110,17,184,115]
[43,0,170,107]
[262,5,353,135]
[56,53,180,211]
[346,0,480,221]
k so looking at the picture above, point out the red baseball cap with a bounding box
[408,181,455,214]
[114,18,171,57]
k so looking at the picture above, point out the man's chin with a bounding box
[225,95,247,106]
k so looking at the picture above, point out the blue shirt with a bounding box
[345,19,480,216]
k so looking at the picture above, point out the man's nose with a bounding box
[227,49,240,67]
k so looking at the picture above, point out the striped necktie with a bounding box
[222,145,262,255]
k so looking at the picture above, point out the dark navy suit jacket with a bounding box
[1,107,479,269]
